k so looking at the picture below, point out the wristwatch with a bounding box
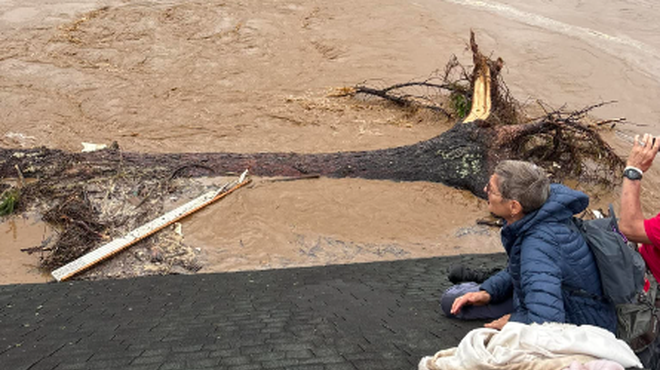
[623,167,643,181]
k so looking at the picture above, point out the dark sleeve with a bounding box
[510,235,565,325]
[480,269,513,303]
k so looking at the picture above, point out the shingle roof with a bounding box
[0,253,506,370]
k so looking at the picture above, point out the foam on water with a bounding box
[443,0,660,82]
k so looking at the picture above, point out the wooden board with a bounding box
[52,174,250,282]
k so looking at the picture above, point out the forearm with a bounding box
[620,133,659,244]
[480,270,513,303]
[621,178,643,225]
[620,178,651,244]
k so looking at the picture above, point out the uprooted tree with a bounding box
[0,32,624,269]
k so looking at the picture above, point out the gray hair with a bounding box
[494,160,550,214]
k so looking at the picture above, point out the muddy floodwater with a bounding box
[0,216,52,284]
[1,0,660,284]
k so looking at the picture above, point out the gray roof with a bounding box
[0,253,506,370]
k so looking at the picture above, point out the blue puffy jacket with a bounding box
[480,184,617,332]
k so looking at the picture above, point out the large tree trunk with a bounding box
[0,121,496,197]
[0,32,620,201]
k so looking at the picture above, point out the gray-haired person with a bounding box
[441,160,616,331]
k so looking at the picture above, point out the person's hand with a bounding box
[484,314,510,330]
[627,134,660,172]
[450,290,491,315]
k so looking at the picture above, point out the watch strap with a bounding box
[623,166,643,180]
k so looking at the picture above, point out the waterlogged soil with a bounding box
[1,0,660,284]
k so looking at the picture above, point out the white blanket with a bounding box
[419,322,643,370]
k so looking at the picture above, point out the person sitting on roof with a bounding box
[442,160,616,332]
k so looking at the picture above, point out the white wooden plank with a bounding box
[52,173,249,282]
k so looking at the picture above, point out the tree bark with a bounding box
[0,121,497,197]
[0,32,618,201]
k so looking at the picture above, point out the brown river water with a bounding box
[1,0,660,284]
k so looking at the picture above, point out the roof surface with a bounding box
[0,253,506,370]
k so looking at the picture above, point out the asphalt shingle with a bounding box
[0,253,506,370]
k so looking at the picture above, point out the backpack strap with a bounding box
[609,204,621,232]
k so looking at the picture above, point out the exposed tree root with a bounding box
[351,81,455,117]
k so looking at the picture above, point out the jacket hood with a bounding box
[501,184,589,249]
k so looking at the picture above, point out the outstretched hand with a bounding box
[484,314,510,330]
[450,290,491,315]
[628,134,660,172]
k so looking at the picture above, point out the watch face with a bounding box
[624,168,643,180]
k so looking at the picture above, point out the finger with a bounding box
[633,135,641,148]
[642,134,657,154]
[450,297,464,315]
[647,134,656,150]
[452,294,471,314]
[484,319,498,329]
[653,136,660,153]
